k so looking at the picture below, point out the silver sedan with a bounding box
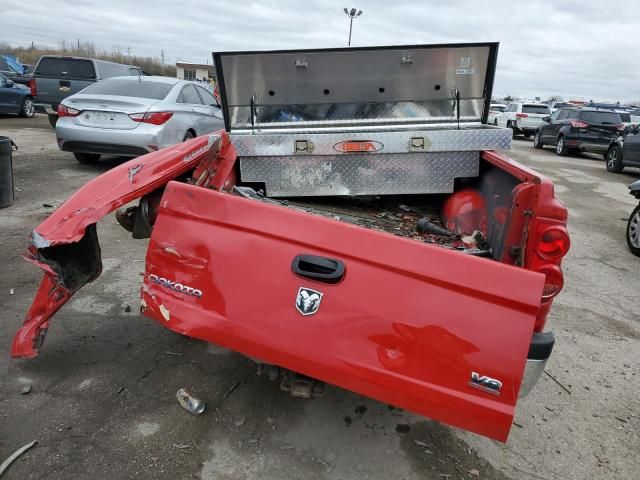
[55,76,223,163]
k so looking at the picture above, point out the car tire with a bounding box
[73,153,101,164]
[20,97,35,118]
[493,119,498,126]
[523,133,531,139]
[533,131,544,149]
[605,145,624,173]
[48,114,58,128]
[183,131,195,141]
[507,121,517,137]
[627,204,640,257]
[555,135,568,156]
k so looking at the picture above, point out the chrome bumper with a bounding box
[34,103,57,115]
[519,331,554,398]
[519,358,547,397]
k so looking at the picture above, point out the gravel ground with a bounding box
[0,114,638,479]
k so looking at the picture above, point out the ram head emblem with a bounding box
[295,287,323,316]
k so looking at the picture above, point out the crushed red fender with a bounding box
[11,132,234,358]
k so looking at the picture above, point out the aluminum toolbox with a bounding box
[213,43,511,197]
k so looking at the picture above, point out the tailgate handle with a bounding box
[291,254,345,284]
[59,80,71,87]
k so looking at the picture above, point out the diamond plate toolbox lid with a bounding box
[213,43,500,132]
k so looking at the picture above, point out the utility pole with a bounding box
[343,7,363,46]
[127,47,131,62]
[77,37,80,52]
[161,49,165,76]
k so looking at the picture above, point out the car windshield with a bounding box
[490,105,506,112]
[580,111,622,124]
[619,113,631,122]
[522,105,551,114]
[80,79,174,100]
[35,58,96,79]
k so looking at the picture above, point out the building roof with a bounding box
[175,61,214,69]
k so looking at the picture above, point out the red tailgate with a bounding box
[142,182,545,442]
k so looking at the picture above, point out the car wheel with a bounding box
[183,131,195,141]
[493,119,498,126]
[555,135,568,156]
[48,114,58,128]
[627,204,640,257]
[20,97,35,118]
[73,153,101,164]
[605,145,624,173]
[533,131,544,149]
[507,121,517,137]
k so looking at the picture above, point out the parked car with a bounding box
[496,102,551,137]
[549,101,573,112]
[56,76,223,163]
[533,107,624,157]
[604,125,640,172]
[0,55,33,86]
[32,55,146,127]
[12,43,570,444]
[627,179,640,256]
[0,72,35,117]
[487,103,506,125]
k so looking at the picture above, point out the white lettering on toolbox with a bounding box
[148,274,203,298]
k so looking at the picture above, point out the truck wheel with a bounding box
[605,145,624,173]
[555,135,568,156]
[533,131,544,149]
[627,204,640,257]
[48,114,58,128]
[73,153,101,164]
[20,97,35,118]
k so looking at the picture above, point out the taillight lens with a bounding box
[616,123,626,132]
[516,113,528,118]
[536,265,564,300]
[536,226,570,259]
[570,120,589,128]
[129,111,173,125]
[57,104,80,117]
[28,78,36,97]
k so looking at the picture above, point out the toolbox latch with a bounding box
[294,140,315,154]
[410,137,426,151]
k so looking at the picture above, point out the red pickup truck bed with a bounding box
[11,44,569,442]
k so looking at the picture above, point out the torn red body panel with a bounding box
[11,132,231,358]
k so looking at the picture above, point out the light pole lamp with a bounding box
[343,7,363,46]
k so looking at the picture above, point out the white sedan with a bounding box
[56,76,223,163]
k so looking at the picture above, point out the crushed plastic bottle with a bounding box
[176,388,206,415]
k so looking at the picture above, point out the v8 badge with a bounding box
[295,287,323,316]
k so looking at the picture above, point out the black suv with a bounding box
[533,107,624,157]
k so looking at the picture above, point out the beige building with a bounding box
[175,62,215,82]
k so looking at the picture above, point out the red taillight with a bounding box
[570,120,589,128]
[516,113,528,118]
[616,123,625,132]
[129,111,173,125]
[536,265,564,300]
[57,104,80,117]
[536,226,570,259]
[28,78,36,97]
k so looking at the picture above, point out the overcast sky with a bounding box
[4,0,639,101]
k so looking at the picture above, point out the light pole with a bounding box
[343,7,363,46]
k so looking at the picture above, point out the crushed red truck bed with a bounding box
[11,43,570,443]
[10,131,568,442]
